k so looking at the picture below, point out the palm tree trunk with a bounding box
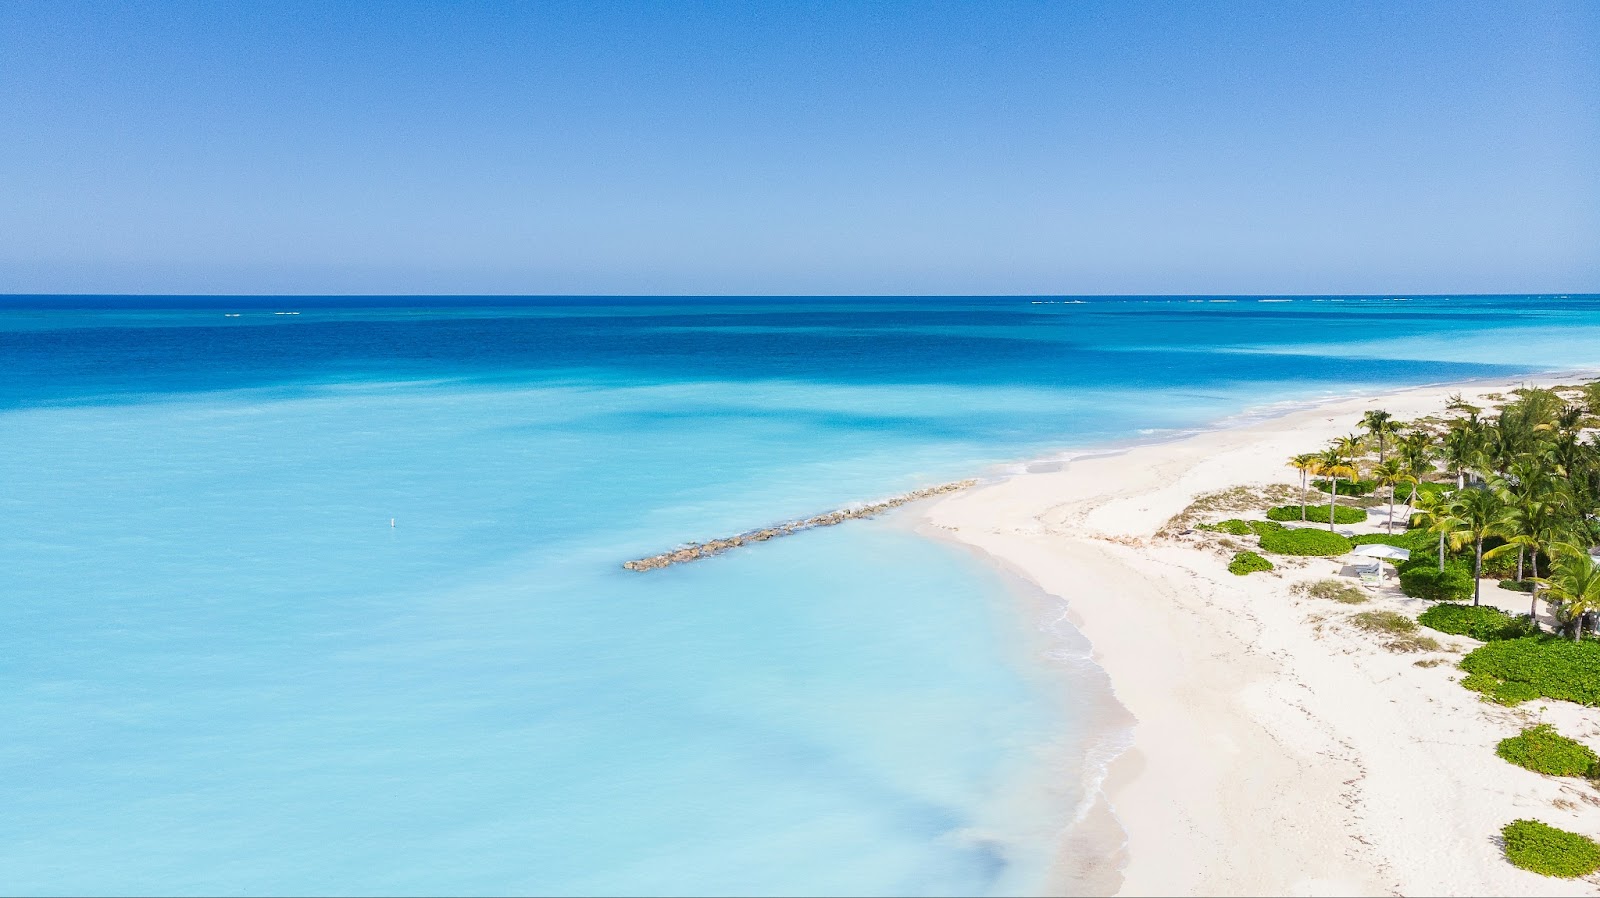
[1387,491,1395,533]
[1529,584,1540,632]
[1473,538,1483,606]
[1438,531,1446,573]
[1328,477,1338,532]
[1300,470,1307,521]
[1517,547,1524,582]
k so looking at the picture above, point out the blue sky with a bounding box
[1,1,1596,295]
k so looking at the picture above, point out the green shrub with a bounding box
[1291,578,1368,604]
[1500,578,1535,593]
[1501,819,1600,878]
[1496,725,1600,778]
[1483,559,1522,580]
[1393,480,1449,503]
[1486,680,1543,706]
[1400,566,1474,602]
[1228,550,1274,575]
[1418,604,1535,641]
[1258,528,1354,557]
[1312,478,1379,496]
[1394,555,1428,575]
[1461,669,1542,705]
[1202,519,1286,538]
[1396,554,1472,577]
[1267,504,1365,524]
[1459,637,1600,706]
[1351,530,1437,552]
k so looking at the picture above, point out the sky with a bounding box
[1,1,1596,295]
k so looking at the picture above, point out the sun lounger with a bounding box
[1355,560,1383,587]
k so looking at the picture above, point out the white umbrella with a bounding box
[1352,544,1411,562]
[1349,543,1411,584]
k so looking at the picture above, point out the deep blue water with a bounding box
[2,295,1598,896]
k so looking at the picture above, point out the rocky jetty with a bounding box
[622,479,978,571]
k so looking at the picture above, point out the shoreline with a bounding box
[920,369,1600,896]
[909,522,1138,896]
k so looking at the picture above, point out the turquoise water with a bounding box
[3,295,1599,895]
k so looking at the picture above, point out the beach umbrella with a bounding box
[1350,543,1411,583]
[1352,544,1411,562]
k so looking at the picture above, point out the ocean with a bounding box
[4,295,1599,895]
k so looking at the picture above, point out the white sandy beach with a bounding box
[923,374,1600,897]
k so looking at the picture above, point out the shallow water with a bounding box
[2,295,1598,895]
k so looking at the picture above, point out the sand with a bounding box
[921,374,1600,897]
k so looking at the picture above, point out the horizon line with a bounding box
[2,291,1597,300]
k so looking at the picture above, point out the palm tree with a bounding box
[1412,489,1454,573]
[1440,487,1507,606]
[1443,419,1480,489]
[1312,447,1357,532]
[1487,493,1570,630]
[1535,544,1600,642]
[1397,431,1437,505]
[1488,473,1561,580]
[1369,459,1410,533]
[1556,404,1584,437]
[1335,432,1364,460]
[1361,409,1399,464]
[1288,453,1318,522]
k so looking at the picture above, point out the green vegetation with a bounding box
[1287,453,1319,523]
[1259,527,1353,557]
[1395,552,1470,577]
[1461,671,1542,706]
[1396,479,1449,504]
[1399,566,1474,602]
[1291,578,1367,604]
[1417,603,1534,641]
[1459,636,1600,706]
[1439,487,1506,606]
[1499,578,1535,593]
[1362,409,1400,464]
[1351,529,1436,552]
[1228,550,1274,576]
[1501,819,1600,878]
[1161,484,1301,536]
[1539,544,1600,642]
[1312,478,1379,496]
[1267,504,1364,525]
[1287,390,1600,623]
[1310,443,1360,532]
[1200,519,1284,538]
[1495,725,1599,778]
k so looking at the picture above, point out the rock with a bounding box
[621,479,979,571]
